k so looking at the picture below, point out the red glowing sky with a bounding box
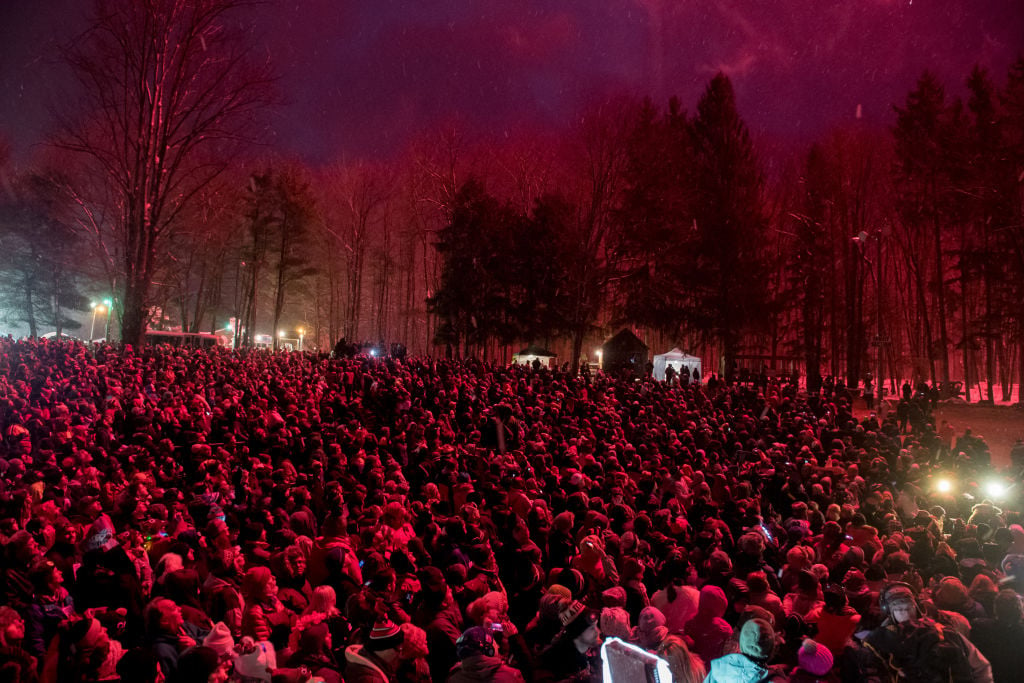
[1,0,1022,164]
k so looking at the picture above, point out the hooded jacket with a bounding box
[344,644,394,683]
[685,585,733,665]
[446,654,526,683]
[702,653,783,683]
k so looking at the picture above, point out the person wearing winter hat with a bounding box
[703,618,784,683]
[447,626,526,683]
[685,585,733,666]
[789,639,834,682]
[535,601,601,682]
[634,605,669,650]
[344,615,404,683]
[203,621,236,661]
[599,606,632,641]
[862,583,991,682]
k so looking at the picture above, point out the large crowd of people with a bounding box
[0,336,1022,683]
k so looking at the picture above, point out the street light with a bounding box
[102,298,112,341]
[89,302,106,342]
[298,327,305,352]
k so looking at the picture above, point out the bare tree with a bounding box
[57,0,274,345]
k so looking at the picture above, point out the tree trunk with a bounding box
[23,274,37,338]
[121,284,148,348]
[934,220,951,382]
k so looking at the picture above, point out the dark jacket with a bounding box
[343,645,395,683]
[447,654,526,683]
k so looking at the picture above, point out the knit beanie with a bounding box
[601,586,628,608]
[366,616,405,652]
[798,639,833,676]
[739,618,776,662]
[203,622,235,659]
[599,607,632,640]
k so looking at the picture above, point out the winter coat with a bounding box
[702,653,785,683]
[343,645,395,683]
[24,590,75,658]
[415,600,464,683]
[446,654,526,683]
[968,617,1024,683]
[862,619,992,683]
[813,609,860,659]
[685,585,733,665]
[652,584,700,634]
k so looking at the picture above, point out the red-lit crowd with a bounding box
[0,336,1022,683]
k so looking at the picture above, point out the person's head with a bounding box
[795,569,820,596]
[399,622,428,661]
[172,646,228,683]
[145,598,184,635]
[365,616,405,661]
[0,606,25,647]
[116,648,160,683]
[880,583,919,624]
[994,589,1023,624]
[241,566,277,603]
[739,618,776,664]
[283,545,306,579]
[656,635,705,683]
[823,584,849,613]
[307,585,338,615]
[455,626,497,660]
[557,600,600,651]
[636,606,668,648]
[29,558,63,594]
[797,638,834,677]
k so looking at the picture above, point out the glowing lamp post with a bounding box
[298,327,305,352]
[89,302,105,342]
[102,298,112,341]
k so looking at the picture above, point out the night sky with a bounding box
[2,0,1023,165]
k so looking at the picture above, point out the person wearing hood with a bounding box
[862,583,991,683]
[703,618,785,683]
[685,585,733,666]
[446,626,525,683]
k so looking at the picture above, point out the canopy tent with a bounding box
[601,329,649,375]
[652,348,702,382]
[513,345,557,369]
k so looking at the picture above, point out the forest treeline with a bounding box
[0,1,1022,400]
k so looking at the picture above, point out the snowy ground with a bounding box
[853,382,1024,468]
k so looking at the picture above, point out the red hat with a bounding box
[366,616,404,652]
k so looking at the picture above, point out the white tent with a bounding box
[652,348,702,382]
[513,345,557,369]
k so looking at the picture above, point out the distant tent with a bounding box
[513,345,557,369]
[653,348,702,382]
[601,330,649,375]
